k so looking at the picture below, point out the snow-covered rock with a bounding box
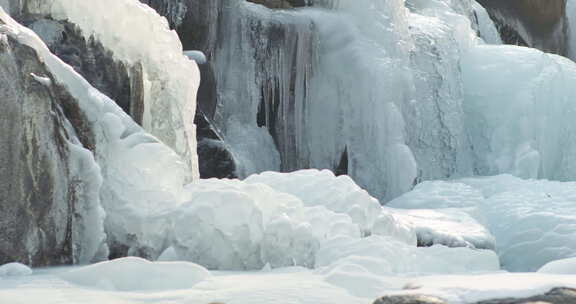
[59,257,210,291]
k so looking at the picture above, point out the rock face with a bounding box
[0,16,105,266]
[477,0,568,54]
[373,295,446,304]
[7,0,201,181]
[21,18,146,124]
[373,287,576,304]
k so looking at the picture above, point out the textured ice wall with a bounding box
[390,175,576,272]
[462,45,576,179]
[568,0,576,60]
[159,0,500,201]
[12,0,200,179]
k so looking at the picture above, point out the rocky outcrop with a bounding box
[247,0,309,9]
[22,18,146,124]
[477,0,568,54]
[373,287,576,304]
[476,287,576,304]
[0,15,106,266]
[373,295,446,304]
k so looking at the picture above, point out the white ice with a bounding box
[390,175,576,272]
[20,0,201,177]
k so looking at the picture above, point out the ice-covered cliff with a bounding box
[137,0,576,201]
[0,4,201,264]
[6,0,200,179]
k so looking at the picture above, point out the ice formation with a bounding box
[388,208,495,249]
[0,8,193,260]
[390,175,576,272]
[173,177,361,270]
[246,170,382,234]
[17,0,200,177]
[176,0,507,201]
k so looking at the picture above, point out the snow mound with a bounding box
[538,258,576,275]
[246,170,382,234]
[59,257,210,291]
[173,177,361,270]
[0,263,32,277]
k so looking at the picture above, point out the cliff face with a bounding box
[0,15,106,266]
[0,3,202,264]
[477,0,568,54]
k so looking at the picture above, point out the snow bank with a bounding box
[390,175,576,272]
[59,257,210,291]
[0,263,32,277]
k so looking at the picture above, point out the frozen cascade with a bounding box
[151,0,501,201]
[192,0,576,201]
